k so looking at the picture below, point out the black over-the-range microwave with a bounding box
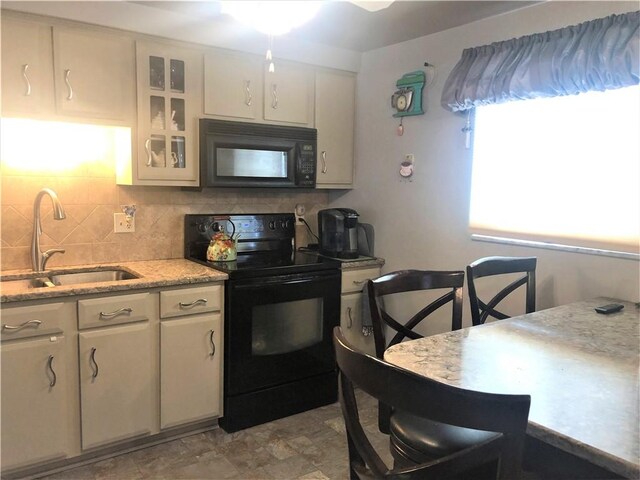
[199,119,317,188]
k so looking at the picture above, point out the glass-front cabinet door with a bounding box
[135,42,201,186]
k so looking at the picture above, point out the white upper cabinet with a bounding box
[1,16,55,116]
[204,51,262,120]
[315,70,356,188]
[204,54,313,126]
[52,27,134,122]
[1,15,134,124]
[133,41,202,186]
[263,62,314,125]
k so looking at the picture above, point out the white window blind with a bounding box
[469,85,640,255]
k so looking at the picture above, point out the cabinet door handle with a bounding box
[245,80,252,106]
[89,347,99,378]
[47,355,57,387]
[64,69,73,100]
[209,329,216,357]
[2,319,42,332]
[144,139,152,167]
[321,151,327,174]
[99,307,133,319]
[346,307,353,329]
[179,298,207,309]
[22,64,32,96]
[352,279,366,286]
[271,84,278,109]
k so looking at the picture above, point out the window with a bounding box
[469,85,640,257]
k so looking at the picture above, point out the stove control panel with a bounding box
[185,213,296,250]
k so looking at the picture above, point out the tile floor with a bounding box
[39,391,390,480]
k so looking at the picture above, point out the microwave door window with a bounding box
[217,148,287,178]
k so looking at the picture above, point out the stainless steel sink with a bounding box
[1,268,139,291]
[49,269,138,286]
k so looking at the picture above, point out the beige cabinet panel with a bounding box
[315,71,356,188]
[79,322,154,450]
[341,293,375,355]
[263,63,313,125]
[52,27,134,121]
[0,16,55,116]
[0,336,71,470]
[340,266,380,355]
[160,313,222,428]
[204,51,262,120]
[342,267,381,294]
[160,284,222,319]
[0,301,66,341]
[134,41,201,186]
[78,292,152,329]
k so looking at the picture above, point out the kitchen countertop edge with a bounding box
[0,259,228,304]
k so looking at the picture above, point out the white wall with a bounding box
[330,1,640,332]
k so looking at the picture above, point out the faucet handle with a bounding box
[41,248,65,270]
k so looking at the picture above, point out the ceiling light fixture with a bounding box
[221,1,322,72]
[349,1,395,12]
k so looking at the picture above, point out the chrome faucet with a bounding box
[31,188,66,272]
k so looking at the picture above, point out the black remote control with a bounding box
[594,303,624,314]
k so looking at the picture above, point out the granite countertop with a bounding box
[0,259,228,303]
[384,298,640,479]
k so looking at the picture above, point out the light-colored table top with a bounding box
[384,298,640,479]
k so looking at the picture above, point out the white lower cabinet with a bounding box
[0,300,78,472]
[0,336,71,470]
[79,322,155,450]
[160,313,222,428]
[0,281,224,475]
[159,284,224,429]
[340,266,381,355]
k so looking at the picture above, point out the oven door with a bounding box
[225,269,340,395]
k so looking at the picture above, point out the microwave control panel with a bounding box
[297,143,316,186]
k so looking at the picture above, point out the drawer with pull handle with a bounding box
[1,302,68,341]
[160,284,222,319]
[78,292,152,329]
[341,267,381,294]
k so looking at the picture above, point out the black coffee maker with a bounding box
[318,208,359,259]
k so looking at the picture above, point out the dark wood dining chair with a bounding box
[366,269,465,360]
[366,269,464,434]
[333,327,531,480]
[466,256,537,326]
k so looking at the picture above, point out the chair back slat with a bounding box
[467,256,536,326]
[367,270,465,358]
[388,290,456,347]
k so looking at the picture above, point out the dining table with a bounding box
[384,297,639,479]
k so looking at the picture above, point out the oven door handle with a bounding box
[233,273,337,289]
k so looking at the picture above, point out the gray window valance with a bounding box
[441,11,640,112]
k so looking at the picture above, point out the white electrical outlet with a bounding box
[295,204,306,223]
[114,213,135,233]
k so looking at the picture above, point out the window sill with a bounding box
[471,234,639,261]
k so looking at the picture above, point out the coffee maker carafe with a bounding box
[318,208,359,259]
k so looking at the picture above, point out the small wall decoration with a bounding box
[391,70,426,118]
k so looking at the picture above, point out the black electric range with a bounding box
[184,213,341,432]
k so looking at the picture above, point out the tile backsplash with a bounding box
[0,172,328,271]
